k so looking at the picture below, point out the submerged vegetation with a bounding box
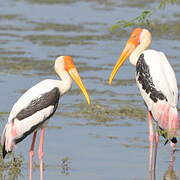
[0,145,23,180]
[59,102,146,125]
[59,157,71,176]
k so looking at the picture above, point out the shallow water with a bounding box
[0,0,180,179]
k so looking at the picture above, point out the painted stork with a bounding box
[109,28,179,176]
[1,56,90,180]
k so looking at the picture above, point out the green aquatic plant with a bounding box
[110,0,178,32]
[110,11,152,32]
[59,102,146,123]
[0,145,23,180]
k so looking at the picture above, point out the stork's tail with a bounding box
[2,142,8,158]
[168,107,179,138]
[1,123,15,158]
[157,105,180,139]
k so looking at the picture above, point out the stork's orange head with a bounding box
[63,56,75,71]
[109,28,151,84]
[128,28,143,47]
[55,56,90,105]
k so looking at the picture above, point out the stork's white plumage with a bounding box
[109,28,179,176]
[137,50,178,108]
[1,56,90,180]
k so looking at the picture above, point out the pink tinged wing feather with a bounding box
[1,123,16,152]
[168,107,179,136]
[138,50,179,137]
[2,104,55,154]
[152,102,179,138]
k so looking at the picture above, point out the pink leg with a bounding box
[148,111,156,180]
[169,146,175,169]
[148,111,154,171]
[38,128,45,180]
[29,131,37,180]
[153,131,159,171]
[170,142,176,153]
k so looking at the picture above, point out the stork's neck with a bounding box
[129,44,146,66]
[56,69,72,95]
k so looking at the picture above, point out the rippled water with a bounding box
[0,0,180,179]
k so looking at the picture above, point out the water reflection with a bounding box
[163,152,178,180]
[149,148,179,180]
